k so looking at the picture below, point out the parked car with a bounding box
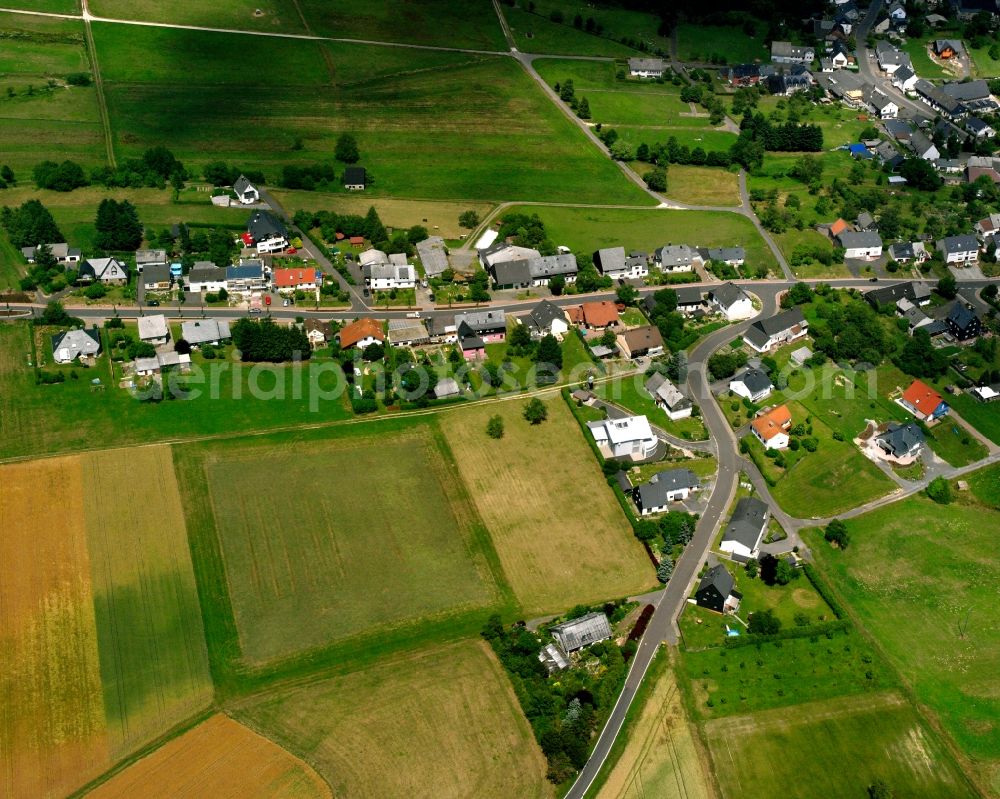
[146,299,160,306]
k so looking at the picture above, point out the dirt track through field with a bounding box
[87,713,331,799]
[0,456,111,799]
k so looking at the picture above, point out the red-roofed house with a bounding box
[897,379,949,421]
[829,218,849,238]
[579,301,620,329]
[336,318,385,350]
[349,236,365,246]
[274,267,318,291]
[751,405,792,450]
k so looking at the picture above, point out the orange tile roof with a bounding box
[901,379,942,417]
[830,218,849,236]
[337,318,384,349]
[567,306,584,324]
[581,300,620,327]
[751,404,792,442]
[273,267,316,288]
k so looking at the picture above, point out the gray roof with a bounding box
[697,564,735,599]
[51,328,100,361]
[706,246,745,262]
[888,242,914,261]
[550,611,613,652]
[655,243,695,268]
[635,469,699,508]
[675,286,706,305]
[941,79,989,102]
[246,209,287,240]
[491,259,533,285]
[454,309,506,334]
[967,116,993,134]
[645,372,691,412]
[181,319,231,345]
[433,377,460,398]
[479,242,540,267]
[628,57,666,72]
[530,253,577,279]
[80,257,128,281]
[233,174,255,196]
[188,265,227,284]
[909,129,937,156]
[416,236,449,276]
[137,314,169,341]
[595,246,626,274]
[142,263,172,285]
[938,234,979,254]
[838,230,883,250]
[526,299,566,333]
[857,211,876,230]
[135,248,167,265]
[722,497,769,549]
[709,282,748,309]
[744,308,806,349]
[875,421,925,456]
[732,367,773,395]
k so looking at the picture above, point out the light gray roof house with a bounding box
[722,497,769,551]
[595,246,626,275]
[51,329,101,363]
[645,372,692,414]
[551,611,613,654]
[137,314,169,342]
[454,308,507,336]
[181,319,231,346]
[654,243,695,269]
[416,236,449,277]
[530,253,577,280]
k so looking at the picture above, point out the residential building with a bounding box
[695,565,741,614]
[181,319,230,347]
[433,377,461,400]
[617,325,664,359]
[771,41,815,64]
[137,314,169,345]
[865,280,931,308]
[726,63,761,86]
[790,346,813,366]
[887,242,928,264]
[587,415,658,459]
[343,166,366,190]
[743,307,808,353]
[703,246,745,266]
[365,261,417,290]
[133,351,191,376]
[246,210,289,254]
[526,253,578,287]
[653,243,695,272]
[187,264,228,293]
[416,236,449,277]
[551,612,613,654]
[478,241,540,270]
[673,286,707,315]
[273,267,318,292]
[838,230,883,259]
[729,367,773,402]
[141,264,172,291]
[967,116,995,138]
[336,318,385,350]
[226,261,267,292]
[865,86,898,118]
[971,383,1000,402]
[937,233,980,263]
[898,378,949,421]
[720,497,769,561]
[595,246,648,280]
[875,421,925,460]
[303,319,332,349]
[909,130,940,161]
[708,282,754,320]
[79,257,128,285]
[574,300,620,329]
[21,242,81,265]
[946,301,983,340]
[875,41,911,73]
[751,404,792,450]
[525,299,569,338]
[632,469,700,515]
[233,174,260,205]
[934,39,964,59]
[645,373,692,420]
[976,213,1000,240]
[455,309,507,341]
[769,73,812,96]
[892,65,918,92]
[51,328,100,363]
[627,57,666,78]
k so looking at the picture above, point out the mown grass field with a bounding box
[441,397,652,615]
[88,713,332,799]
[806,490,1000,792]
[924,414,989,467]
[501,205,778,274]
[705,693,978,799]
[235,640,552,799]
[92,25,650,205]
[81,446,213,758]
[0,0,78,11]
[189,424,500,664]
[505,7,636,57]
[0,13,106,172]
[676,22,766,63]
[514,0,669,56]
[0,323,354,460]
[0,456,110,799]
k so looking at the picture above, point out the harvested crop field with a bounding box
[87,713,331,799]
[441,397,652,615]
[0,456,110,799]
[188,424,500,664]
[236,640,551,799]
[81,446,213,758]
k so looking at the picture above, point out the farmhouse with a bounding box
[226,261,267,293]
[645,372,692,420]
[137,314,170,345]
[246,210,289,254]
[78,257,128,285]
[729,367,773,402]
[141,264,172,292]
[946,301,983,340]
[617,325,664,359]
[187,264,228,293]
[21,242,81,265]
[51,328,101,363]
[898,378,949,421]
[594,246,648,280]
[628,57,666,78]
[875,421,925,461]
[937,234,979,264]
[303,319,332,349]
[478,241,540,270]
[573,300,620,330]
[587,415,658,460]
[695,565,741,614]
[653,243,695,272]
[632,469,700,515]
[771,41,815,64]
[454,309,507,342]
[838,230,883,259]
[743,307,808,353]
[975,212,1000,240]
[720,497,769,561]
[273,267,318,292]
[387,318,430,346]
[337,318,385,350]
[708,282,754,320]
[181,319,231,347]
[751,404,792,450]
[525,299,569,338]
[416,236,449,277]
[233,174,260,205]
[343,166,366,191]
[551,612,613,655]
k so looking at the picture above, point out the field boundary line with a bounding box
[81,4,115,167]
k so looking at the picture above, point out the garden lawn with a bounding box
[970,43,1000,77]
[92,25,650,205]
[901,38,959,80]
[805,491,1000,789]
[924,415,989,466]
[932,380,1000,444]
[602,376,708,441]
[705,693,978,799]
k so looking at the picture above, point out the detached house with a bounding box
[703,247,745,266]
[135,249,168,273]
[574,300,620,330]
[187,263,228,293]
[743,307,808,353]
[366,260,417,290]
[628,57,666,78]
[632,469,700,515]
[751,404,792,450]
[838,230,883,260]
[21,242,81,265]
[343,166,366,191]
[594,247,648,280]
[653,244,695,273]
[937,234,979,264]
[51,328,101,363]
[273,267,318,292]
[946,301,982,340]
[708,282,753,320]
[226,261,266,293]
[875,421,925,461]
[246,210,289,254]
[233,175,260,205]
[727,64,761,86]
[617,325,664,359]
[771,41,815,64]
[695,565,741,614]
[720,497,769,562]
[137,314,170,345]
[729,367,773,402]
[645,373,692,420]
[79,257,128,285]
[141,264,172,292]
[336,318,384,350]
[181,319,231,347]
[525,299,569,338]
[898,378,949,421]
[587,415,658,460]
[909,130,940,161]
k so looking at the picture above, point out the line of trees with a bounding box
[231,318,311,362]
[33,147,188,192]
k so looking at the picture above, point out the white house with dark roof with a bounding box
[743,307,808,353]
[187,263,227,293]
[695,565,741,613]
[703,246,745,266]
[838,230,883,259]
[587,415,658,460]
[720,497,769,561]
[524,299,569,339]
[233,175,260,205]
[645,372,692,420]
[708,282,754,320]
[365,261,417,290]
[729,367,773,402]
[874,421,925,462]
[246,210,289,254]
[937,234,979,264]
[632,469,700,515]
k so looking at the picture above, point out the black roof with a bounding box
[876,421,925,456]
[635,469,699,508]
[733,367,772,395]
[247,209,287,240]
[697,564,735,598]
[527,299,566,331]
[947,301,979,331]
[744,308,805,348]
[343,166,366,185]
[723,497,769,549]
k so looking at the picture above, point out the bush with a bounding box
[925,476,952,505]
[486,414,504,439]
[748,609,781,636]
[824,519,850,549]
